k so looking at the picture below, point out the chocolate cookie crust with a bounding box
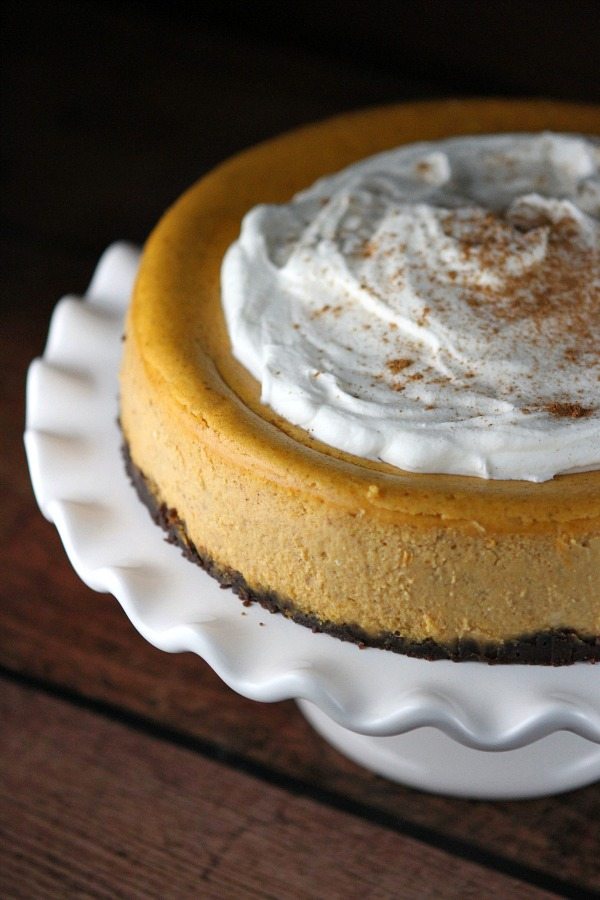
[123,442,600,665]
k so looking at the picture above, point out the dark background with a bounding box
[3,0,599,266]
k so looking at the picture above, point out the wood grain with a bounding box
[0,679,559,900]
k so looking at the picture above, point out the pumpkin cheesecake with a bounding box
[120,99,600,663]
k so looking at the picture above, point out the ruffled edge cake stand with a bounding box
[24,243,600,800]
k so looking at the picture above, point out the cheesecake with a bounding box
[120,99,600,663]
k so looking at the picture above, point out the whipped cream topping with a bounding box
[222,133,600,481]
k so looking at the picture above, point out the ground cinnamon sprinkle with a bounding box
[386,358,413,374]
[544,402,595,419]
[415,160,433,176]
[311,304,331,318]
[439,207,600,367]
[358,240,375,258]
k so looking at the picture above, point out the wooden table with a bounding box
[3,3,599,896]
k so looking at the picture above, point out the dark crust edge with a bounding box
[122,441,600,665]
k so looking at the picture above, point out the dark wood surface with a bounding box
[2,2,599,896]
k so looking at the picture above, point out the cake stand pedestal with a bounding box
[299,700,600,800]
[25,244,600,802]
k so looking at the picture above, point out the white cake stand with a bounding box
[25,243,600,800]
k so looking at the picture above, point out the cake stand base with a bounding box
[298,699,600,800]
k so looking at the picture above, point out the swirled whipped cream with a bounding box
[222,133,600,481]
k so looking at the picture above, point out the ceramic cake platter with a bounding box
[25,243,600,799]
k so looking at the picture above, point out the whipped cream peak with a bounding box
[222,133,600,481]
